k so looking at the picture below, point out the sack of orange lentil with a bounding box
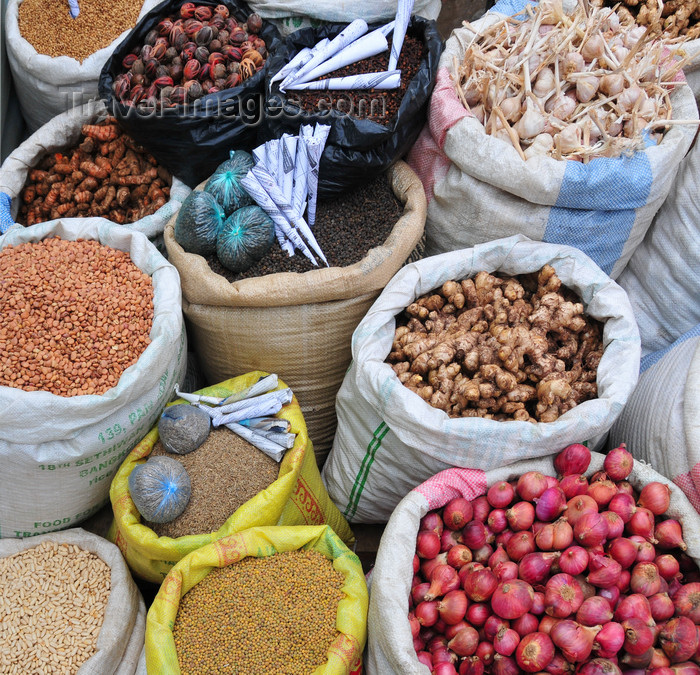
[5,0,161,132]
[143,525,367,675]
[0,218,187,539]
[109,371,355,583]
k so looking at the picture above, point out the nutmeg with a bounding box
[230,28,247,45]
[122,53,138,69]
[194,5,212,21]
[247,12,263,34]
[184,19,203,38]
[242,49,263,68]
[212,62,227,80]
[180,2,196,19]
[195,46,209,63]
[181,43,197,61]
[144,29,159,46]
[195,25,214,46]
[214,4,229,18]
[183,58,201,80]
[155,64,170,79]
[184,79,203,99]
[144,58,159,79]
[165,46,179,62]
[210,39,222,52]
[157,19,173,36]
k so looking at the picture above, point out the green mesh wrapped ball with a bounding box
[204,151,255,216]
[174,191,225,256]
[128,455,191,524]
[216,205,275,274]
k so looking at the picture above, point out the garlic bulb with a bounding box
[581,34,605,61]
[624,26,646,49]
[618,84,644,112]
[462,85,481,107]
[576,75,600,103]
[471,103,486,124]
[524,133,554,159]
[562,52,585,76]
[600,73,625,96]
[624,116,647,137]
[500,94,523,122]
[545,92,577,120]
[555,124,581,154]
[602,11,620,34]
[533,68,557,98]
[514,101,546,139]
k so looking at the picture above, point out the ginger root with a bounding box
[386,265,603,423]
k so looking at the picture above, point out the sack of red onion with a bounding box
[321,235,640,523]
[366,443,700,675]
[407,0,698,279]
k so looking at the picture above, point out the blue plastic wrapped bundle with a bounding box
[204,151,255,216]
[128,456,191,524]
[173,191,225,256]
[216,205,275,274]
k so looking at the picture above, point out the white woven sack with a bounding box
[616,139,700,357]
[0,528,146,675]
[365,451,700,675]
[4,0,160,132]
[0,101,190,240]
[609,326,700,512]
[0,218,187,538]
[406,0,698,280]
[321,235,640,523]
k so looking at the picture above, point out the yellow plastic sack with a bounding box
[146,525,367,675]
[109,372,354,583]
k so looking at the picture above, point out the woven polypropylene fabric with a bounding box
[0,193,14,234]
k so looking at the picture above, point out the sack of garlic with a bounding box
[408,0,698,279]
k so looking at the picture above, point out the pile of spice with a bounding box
[205,171,403,281]
[289,34,425,124]
[147,427,279,537]
[0,541,111,674]
[17,118,172,226]
[0,238,153,397]
[18,0,143,61]
[173,549,345,675]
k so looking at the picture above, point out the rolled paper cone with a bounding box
[380,19,397,36]
[252,144,267,167]
[240,172,318,265]
[270,46,312,85]
[212,400,284,426]
[219,374,279,404]
[68,0,79,18]
[388,0,414,71]
[265,139,280,179]
[279,135,297,205]
[304,136,322,228]
[282,19,369,90]
[216,387,293,415]
[251,164,329,267]
[313,123,331,145]
[239,417,292,433]
[285,70,402,91]
[224,422,288,462]
[296,29,389,84]
[278,39,330,90]
[276,226,295,256]
[291,134,310,219]
[257,430,297,449]
[174,388,226,405]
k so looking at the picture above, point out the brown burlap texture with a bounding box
[164,160,427,465]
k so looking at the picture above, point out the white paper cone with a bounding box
[252,144,267,167]
[282,19,369,90]
[241,172,318,265]
[303,136,322,228]
[265,139,280,179]
[251,164,329,267]
[388,0,414,71]
[220,374,280,404]
[380,20,397,37]
[313,123,331,145]
[270,46,312,85]
[285,70,401,91]
[291,135,310,218]
[224,422,288,462]
[280,135,297,205]
[297,30,389,84]
[278,39,331,90]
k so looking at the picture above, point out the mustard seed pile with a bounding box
[0,541,111,674]
[0,238,153,396]
[173,550,345,675]
[147,427,279,538]
[18,0,143,61]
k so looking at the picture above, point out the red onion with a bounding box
[673,582,700,623]
[545,475,560,489]
[559,546,589,576]
[576,574,597,600]
[519,552,560,585]
[515,631,555,672]
[587,555,623,589]
[649,592,676,621]
[441,528,463,553]
[602,511,624,539]
[432,662,458,675]
[560,474,589,499]
[476,640,495,665]
[617,480,635,496]
[506,501,536,531]
[472,496,491,522]
[536,519,574,551]
[484,615,510,640]
[575,512,609,548]
[544,651,573,674]
[488,544,509,568]
[473,544,494,564]
[608,493,637,523]
[463,566,498,602]
[638,482,672,516]
[488,509,508,533]
[512,612,540,637]
[463,520,489,550]
[551,620,600,662]
[655,520,687,551]
[418,531,442,559]
[506,531,536,562]
[459,656,485,675]
[566,495,599,526]
[660,616,699,663]
[425,564,460,601]
[422,553,451,582]
[607,537,638,569]
[444,620,469,640]
[421,512,445,537]
[413,582,431,605]
[417,651,433,669]
[536,487,568,522]
[517,472,550,502]
[614,593,653,625]
[447,544,473,568]
[491,654,519,675]
[577,657,622,675]
[488,481,516,509]
[438,590,469,625]
[495,530,514,548]
[494,626,521,656]
[532,591,546,615]
[620,645,655,669]
[627,507,658,542]
[539,615,562,635]
[597,586,620,609]
[588,480,618,508]
[617,569,631,593]
[416,600,440,627]
[493,561,518,582]
[630,561,663,597]
[554,444,591,476]
[623,617,656,655]
[649,647,672,668]
[593,621,625,658]
[666,664,700,675]
[545,573,585,618]
[604,444,634,481]
[628,535,657,562]
[491,579,535,619]
[444,498,474,531]
[414,554,421,574]
[448,626,480,657]
[577,596,613,626]
[467,602,489,626]
[656,554,681,580]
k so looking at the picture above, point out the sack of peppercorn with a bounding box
[321,235,640,524]
[98,0,285,188]
[109,371,355,584]
[364,449,700,674]
[261,16,443,198]
[0,101,190,240]
[5,0,162,133]
[407,0,698,280]
[144,525,367,674]
[0,218,187,538]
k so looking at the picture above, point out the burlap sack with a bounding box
[164,160,426,465]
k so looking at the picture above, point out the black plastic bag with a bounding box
[204,150,255,216]
[174,190,225,255]
[98,0,284,188]
[261,17,443,198]
[216,205,275,272]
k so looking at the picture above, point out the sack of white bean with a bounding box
[0,528,146,675]
[0,218,186,538]
[407,0,698,280]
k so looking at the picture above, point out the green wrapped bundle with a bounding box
[204,151,255,216]
[217,205,275,274]
[174,191,225,256]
